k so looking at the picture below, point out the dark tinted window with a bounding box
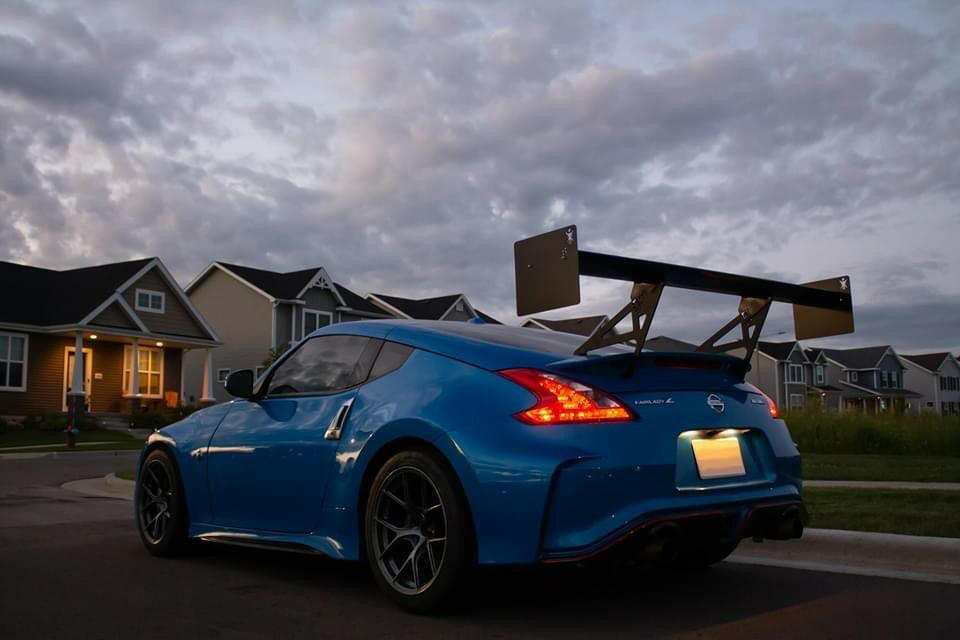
[369,341,413,380]
[268,336,378,395]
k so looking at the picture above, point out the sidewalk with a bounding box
[805,480,960,491]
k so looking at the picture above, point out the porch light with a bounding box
[90,334,98,340]
[155,341,164,347]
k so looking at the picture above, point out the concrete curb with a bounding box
[805,480,960,491]
[729,528,960,585]
[61,473,135,501]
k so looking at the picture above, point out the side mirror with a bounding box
[225,369,255,399]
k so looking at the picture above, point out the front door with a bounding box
[63,347,93,411]
[206,335,380,533]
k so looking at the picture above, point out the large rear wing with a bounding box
[514,225,853,361]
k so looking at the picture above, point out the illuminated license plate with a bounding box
[691,437,746,480]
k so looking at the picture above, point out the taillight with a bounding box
[498,368,633,425]
[765,394,780,418]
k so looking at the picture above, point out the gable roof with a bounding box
[368,293,471,320]
[523,315,607,337]
[475,309,502,325]
[333,282,390,316]
[644,336,697,352]
[215,262,320,300]
[900,352,951,373]
[0,258,219,344]
[758,341,804,361]
[0,258,153,325]
[818,345,894,370]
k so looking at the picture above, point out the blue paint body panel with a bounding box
[140,320,804,565]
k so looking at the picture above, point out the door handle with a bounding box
[324,398,354,440]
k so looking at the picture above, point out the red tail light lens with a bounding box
[765,394,780,418]
[499,368,633,425]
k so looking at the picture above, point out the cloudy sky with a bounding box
[1,0,958,352]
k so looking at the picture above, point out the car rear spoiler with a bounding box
[514,225,854,362]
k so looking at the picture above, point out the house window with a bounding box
[217,368,231,385]
[879,372,888,388]
[255,366,266,379]
[789,393,804,410]
[850,371,859,383]
[788,364,804,383]
[135,289,165,313]
[0,332,28,391]
[302,309,332,339]
[123,346,163,397]
[815,365,825,385]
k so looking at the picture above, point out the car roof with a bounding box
[306,319,629,370]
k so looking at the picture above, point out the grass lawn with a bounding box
[804,487,960,538]
[803,454,960,482]
[0,427,143,451]
[115,469,136,481]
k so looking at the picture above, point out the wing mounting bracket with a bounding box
[695,297,772,362]
[574,283,663,356]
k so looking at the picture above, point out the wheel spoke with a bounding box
[409,545,421,587]
[383,490,406,509]
[425,539,438,574]
[374,516,401,534]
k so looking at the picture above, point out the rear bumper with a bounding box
[541,498,807,564]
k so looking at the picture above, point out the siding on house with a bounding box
[89,340,124,414]
[183,267,273,404]
[442,305,473,321]
[90,302,137,330]
[122,268,207,338]
[0,333,65,416]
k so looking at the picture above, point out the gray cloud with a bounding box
[0,0,957,353]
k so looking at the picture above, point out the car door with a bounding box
[206,335,381,533]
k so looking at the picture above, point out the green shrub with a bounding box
[785,411,960,456]
[23,412,97,431]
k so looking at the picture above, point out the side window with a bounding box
[268,336,379,396]
[368,341,413,381]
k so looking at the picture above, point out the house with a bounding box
[521,315,608,337]
[0,258,219,418]
[809,346,921,414]
[367,293,501,324]
[899,353,960,415]
[736,341,812,412]
[183,262,390,404]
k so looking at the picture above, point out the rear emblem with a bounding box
[706,394,725,414]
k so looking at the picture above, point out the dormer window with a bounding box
[135,289,165,313]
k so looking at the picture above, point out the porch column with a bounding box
[130,341,141,414]
[200,348,215,406]
[180,348,188,406]
[67,331,86,423]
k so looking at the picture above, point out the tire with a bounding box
[673,539,740,569]
[364,449,474,613]
[135,448,190,557]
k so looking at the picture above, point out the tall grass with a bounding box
[784,411,960,456]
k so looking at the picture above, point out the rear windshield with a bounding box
[424,322,631,356]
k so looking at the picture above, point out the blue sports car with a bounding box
[136,227,853,612]
[135,319,809,610]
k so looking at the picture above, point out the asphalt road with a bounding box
[2,454,960,639]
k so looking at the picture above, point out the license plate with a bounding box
[691,437,746,480]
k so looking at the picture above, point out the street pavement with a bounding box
[2,453,959,639]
